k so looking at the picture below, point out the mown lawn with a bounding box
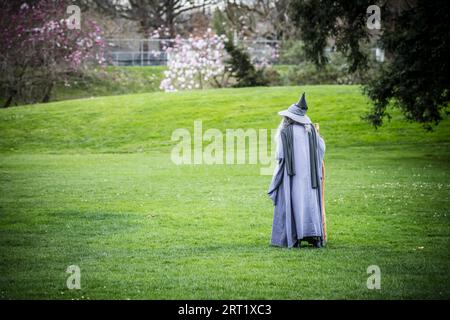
[0,85,449,299]
[51,66,166,102]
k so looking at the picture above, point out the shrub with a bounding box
[224,41,269,87]
[279,40,307,65]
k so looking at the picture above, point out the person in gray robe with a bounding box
[268,93,326,248]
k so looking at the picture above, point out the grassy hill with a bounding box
[50,66,166,102]
[1,85,449,153]
[0,85,449,299]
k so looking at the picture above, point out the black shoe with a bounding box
[313,240,322,248]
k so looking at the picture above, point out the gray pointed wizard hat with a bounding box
[278,92,311,124]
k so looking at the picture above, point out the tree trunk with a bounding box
[42,82,54,103]
[2,95,14,108]
[165,0,176,38]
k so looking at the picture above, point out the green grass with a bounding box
[0,66,166,107]
[0,85,449,299]
[51,66,166,102]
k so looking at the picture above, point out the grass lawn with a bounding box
[50,66,166,103]
[0,64,341,106]
[0,85,449,299]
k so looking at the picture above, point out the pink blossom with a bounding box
[160,30,227,92]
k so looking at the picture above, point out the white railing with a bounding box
[105,38,282,66]
[105,38,384,66]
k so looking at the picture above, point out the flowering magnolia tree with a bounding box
[0,0,105,107]
[160,29,228,92]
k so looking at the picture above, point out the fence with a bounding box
[106,39,167,66]
[105,38,282,66]
[105,38,384,66]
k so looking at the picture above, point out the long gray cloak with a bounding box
[268,122,326,248]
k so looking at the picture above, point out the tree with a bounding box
[212,7,270,88]
[159,29,228,92]
[0,0,105,107]
[214,0,295,40]
[289,0,450,129]
[224,40,269,88]
[81,0,214,37]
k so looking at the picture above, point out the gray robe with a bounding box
[268,122,326,248]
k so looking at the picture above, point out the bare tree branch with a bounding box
[78,0,216,36]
